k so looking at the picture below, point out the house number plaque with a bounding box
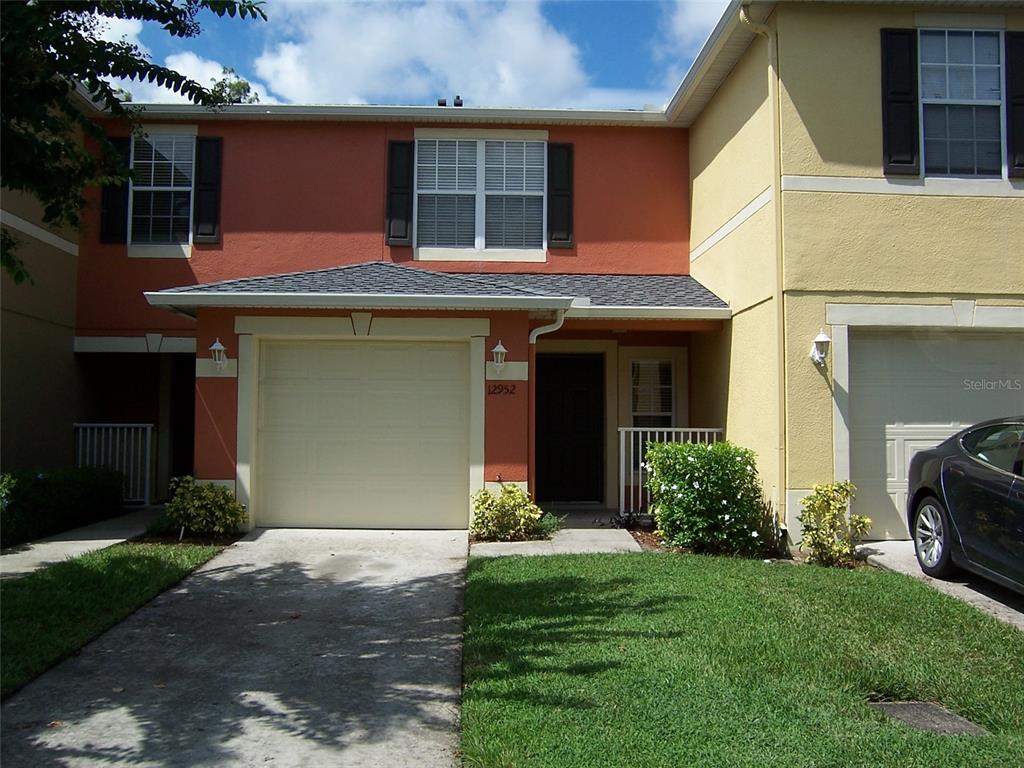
[487,384,517,396]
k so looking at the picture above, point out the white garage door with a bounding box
[257,340,470,528]
[849,330,1024,539]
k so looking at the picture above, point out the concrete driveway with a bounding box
[1,528,468,767]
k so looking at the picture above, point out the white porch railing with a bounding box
[618,427,723,515]
[74,423,154,504]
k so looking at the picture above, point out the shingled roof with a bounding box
[146,261,729,318]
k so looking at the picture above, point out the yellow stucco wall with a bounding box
[777,3,1024,178]
[783,191,1024,295]
[1,192,80,470]
[691,299,781,507]
[688,25,782,508]
[690,34,774,247]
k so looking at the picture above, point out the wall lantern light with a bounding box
[809,328,831,367]
[491,340,508,369]
[209,337,228,371]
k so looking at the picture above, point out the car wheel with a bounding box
[913,496,956,578]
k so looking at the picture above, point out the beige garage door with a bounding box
[849,330,1024,540]
[257,340,470,528]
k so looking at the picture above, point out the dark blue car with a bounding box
[906,417,1024,595]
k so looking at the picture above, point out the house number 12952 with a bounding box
[487,384,517,395]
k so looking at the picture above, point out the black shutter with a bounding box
[1006,32,1024,177]
[100,138,130,243]
[386,141,414,246]
[880,29,920,175]
[547,143,573,248]
[193,137,223,244]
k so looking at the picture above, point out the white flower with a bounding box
[723,514,731,522]
[721,500,727,506]
[751,531,759,538]
[693,482,700,490]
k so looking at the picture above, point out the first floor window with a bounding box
[415,137,545,249]
[631,360,674,428]
[919,29,1003,177]
[130,134,195,244]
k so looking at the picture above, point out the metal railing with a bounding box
[618,427,723,515]
[74,423,154,504]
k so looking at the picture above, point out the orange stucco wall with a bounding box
[76,120,689,337]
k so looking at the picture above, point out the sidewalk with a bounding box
[471,511,642,557]
[0,507,164,579]
[858,540,1024,631]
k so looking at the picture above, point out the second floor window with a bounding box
[919,29,1003,177]
[415,138,545,250]
[130,134,195,244]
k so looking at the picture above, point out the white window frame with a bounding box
[630,359,675,428]
[917,27,1007,180]
[412,130,547,263]
[127,128,197,259]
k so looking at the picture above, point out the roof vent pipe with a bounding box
[454,95,464,107]
[437,98,447,107]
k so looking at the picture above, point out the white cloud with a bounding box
[657,0,732,86]
[93,15,148,53]
[253,0,660,109]
[112,50,274,104]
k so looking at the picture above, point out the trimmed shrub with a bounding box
[0,468,124,548]
[797,482,870,567]
[645,441,777,557]
[165,476,247,535]
[471,483,560,542]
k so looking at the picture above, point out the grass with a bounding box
[462,553,1024,768]
[1,541,223,698]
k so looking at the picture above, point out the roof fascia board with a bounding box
[566,306,731,320]
[124,103,671,127]
[665,0,752,124]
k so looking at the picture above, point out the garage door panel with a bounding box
[260,386,315,429]
[849,331,1024,540]
[257,340,471,529]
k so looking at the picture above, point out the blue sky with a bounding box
[100,1,729,109]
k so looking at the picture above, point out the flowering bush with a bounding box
[797,482,870,566]
[645,441,777,557]
[471,483,559,542]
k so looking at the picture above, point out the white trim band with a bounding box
[486,361,529,381]
[825,301,1024,329]
[782,174,1024,198]
[74,335,197,353]
[416,247,547,263]
[196,358,238,378]
[0,210,78,256]
[689,186,772,262]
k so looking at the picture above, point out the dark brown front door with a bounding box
[536,354,604,503]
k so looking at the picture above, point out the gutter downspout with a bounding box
[741,4,788,534]
[526,308,567,500]
[528,308,566,344]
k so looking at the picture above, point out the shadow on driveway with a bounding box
[1,529,467,767]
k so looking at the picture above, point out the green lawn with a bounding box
[462,554,1024,768]
[1,541,223,698]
